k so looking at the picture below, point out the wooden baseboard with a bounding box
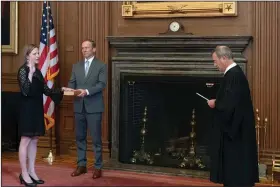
[260,149,280,166]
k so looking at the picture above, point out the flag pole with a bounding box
[47,0,55,165]
[42,1,55,165]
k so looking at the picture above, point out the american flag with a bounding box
[38,1,59,130]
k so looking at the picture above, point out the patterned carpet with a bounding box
[2,161,218,186]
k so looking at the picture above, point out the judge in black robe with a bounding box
[208,46,259,187]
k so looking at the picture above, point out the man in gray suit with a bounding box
[67,39,107,179]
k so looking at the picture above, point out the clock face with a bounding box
[169,22,180,32]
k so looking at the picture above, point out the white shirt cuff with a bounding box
[85,89,89,95]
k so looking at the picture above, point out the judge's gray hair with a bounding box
[213,46,233,60]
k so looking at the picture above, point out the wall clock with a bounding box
[169,21,181,32]
[159,21,192,35]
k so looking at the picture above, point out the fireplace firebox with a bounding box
[119,73,222,171]
[107,35,252,177]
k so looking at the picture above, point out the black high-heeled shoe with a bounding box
[19,174,37,187]
[29,175,45,184]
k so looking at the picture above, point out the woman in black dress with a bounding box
[17,44,64,186]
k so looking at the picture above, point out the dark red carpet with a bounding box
[2,162,217,186]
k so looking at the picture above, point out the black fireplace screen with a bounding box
[119,73,222,171]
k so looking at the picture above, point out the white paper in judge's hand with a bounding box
[196,92,209,101]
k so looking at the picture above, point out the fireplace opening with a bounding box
[119,73,222,171]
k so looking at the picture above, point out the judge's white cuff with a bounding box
[86,89,89,95]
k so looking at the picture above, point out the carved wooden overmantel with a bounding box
[122,1,238,18]
[106,35,252,175]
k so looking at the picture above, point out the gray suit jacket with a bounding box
[68,58,107,113]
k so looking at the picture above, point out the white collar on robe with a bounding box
[224,62,237,75]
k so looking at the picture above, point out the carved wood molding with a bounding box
[2,73,19,92]
[59,100,74,109]
[2,73,18,84]
[122,1,237,18]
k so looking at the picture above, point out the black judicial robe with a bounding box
[210,65,259,186]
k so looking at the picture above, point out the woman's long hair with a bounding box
[22,44,38,65]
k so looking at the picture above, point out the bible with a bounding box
[63,90,82,96]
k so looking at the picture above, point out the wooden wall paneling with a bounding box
[95,1,110,151]
[1,1,42,91]
[277,2,280,152]
[2,1,279,162]
[252,2,280,158]
[56,1,80,155]
[244,3,254,93]
[110,2,252,36]
[109,0,280,155]
[58,99,75,154]
[2,73,19,91]
[98,1,110,153]
[57,2,111,157]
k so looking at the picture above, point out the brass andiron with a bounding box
[179,109,205,169]
[263,117,268,159]
[131,106,154,165]
[256,109,261,163]
[255,109,268,181]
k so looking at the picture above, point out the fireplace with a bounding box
[119,73,222,171]
[107,35,252,176]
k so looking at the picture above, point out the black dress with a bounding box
[17,64,63,137]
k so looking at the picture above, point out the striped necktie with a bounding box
[85,60,90,76]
